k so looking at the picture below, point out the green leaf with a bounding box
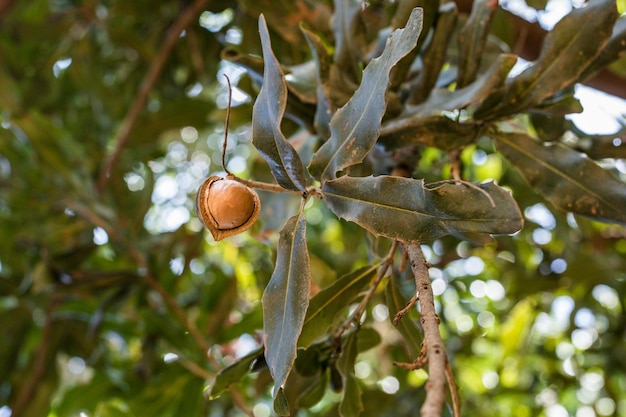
[262,210,311,413]
[332,0,364,84]
[337,331,363,417]
[493,130,626,224]
[581,17,626,79]
[477,0,618,119]
[355,327,382,353]
[207,346,263,399]
[273,388,290,416]
[456,0,499,88]
[301,26,334,141]
[297,372,328,409]
[322,175,523,243]
[382,53,516,147]
[309,8,423,182]
[299,265,378,347]
[413,53,518,115]
[380,114,483,150]
[252,14,309,192]
[385,279,422,359]
[409,1,458,104]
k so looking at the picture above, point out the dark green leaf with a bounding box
[207,346,264,399]
[322,175,523,243]
[355,327,382,353]
[284,61,318,104]
[273,388,290,416]
[494,130,626,224]
[262,211,311,411]
[297,373,328,409]
[581,17,626,80]
[477,0,618,119]
[302,26,334,141]
[409,1,458,104]
[573,132,626,160]
[332,0,363,84]
[410,53,517,115]
[456,0,499,88]
[286,347,329,410]
[385,279,422,359]
[382,53,517,148]
[380,114,483,150]
[529,90,583,117]
[389,0,438,89]
[299,265,378,347]
[252,14,308,192]
[337,331,363,417]
[309,8,423,182]
[410,53,516,115]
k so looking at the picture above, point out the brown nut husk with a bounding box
[196,176,261,241]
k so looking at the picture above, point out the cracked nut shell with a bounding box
[196,176,261,241]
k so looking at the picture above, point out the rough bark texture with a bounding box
[405,243,448,417]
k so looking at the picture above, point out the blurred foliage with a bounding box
[1,1,625,417]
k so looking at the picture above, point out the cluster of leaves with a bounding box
[1,0,626,416]
[211,0,626,415]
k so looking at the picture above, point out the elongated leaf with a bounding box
[380,114,483,150]
[207,346,264,399]
[385,279,422,359]
[301,27,334,141]
[477,0,617,119]
[299,265,378,347]
[409,1,458,104]
[494,130,626,224]
[382,53,516,147]
[436,54,518,113]
[262,211,310,413]
[252,15,308,192]
[338,331,363,417]
[456,0,498,88]
[322,175,523,243]
[273,388,289,416]
[581,17,626,80]
[309,8,423,182]
[332,0,363,84]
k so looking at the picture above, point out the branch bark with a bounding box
[10,296,62,417]
[404,243,448,417]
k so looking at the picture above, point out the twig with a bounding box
[97,0,211,191]
[221,74,233,175]
[66,200,216,369]
[393,292,418,326]
[449,149,462,182]
[333,241,399,343]
[446,361,461,417]
[404,243,448,417]
[394,343,428,370]
[228,387,254,417]
[229,175,322,199]
[176,352,214,380]
[11,295,63,417]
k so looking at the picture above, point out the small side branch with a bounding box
[10,295,62,416]
[333,240,399,343]
[404,243,448,417]
[97,0,210,191]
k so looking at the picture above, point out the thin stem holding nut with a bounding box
[221,74,233,176]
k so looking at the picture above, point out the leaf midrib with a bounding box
[303,264,378,328]
[497,134,618,213]
[323,186,511,223]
